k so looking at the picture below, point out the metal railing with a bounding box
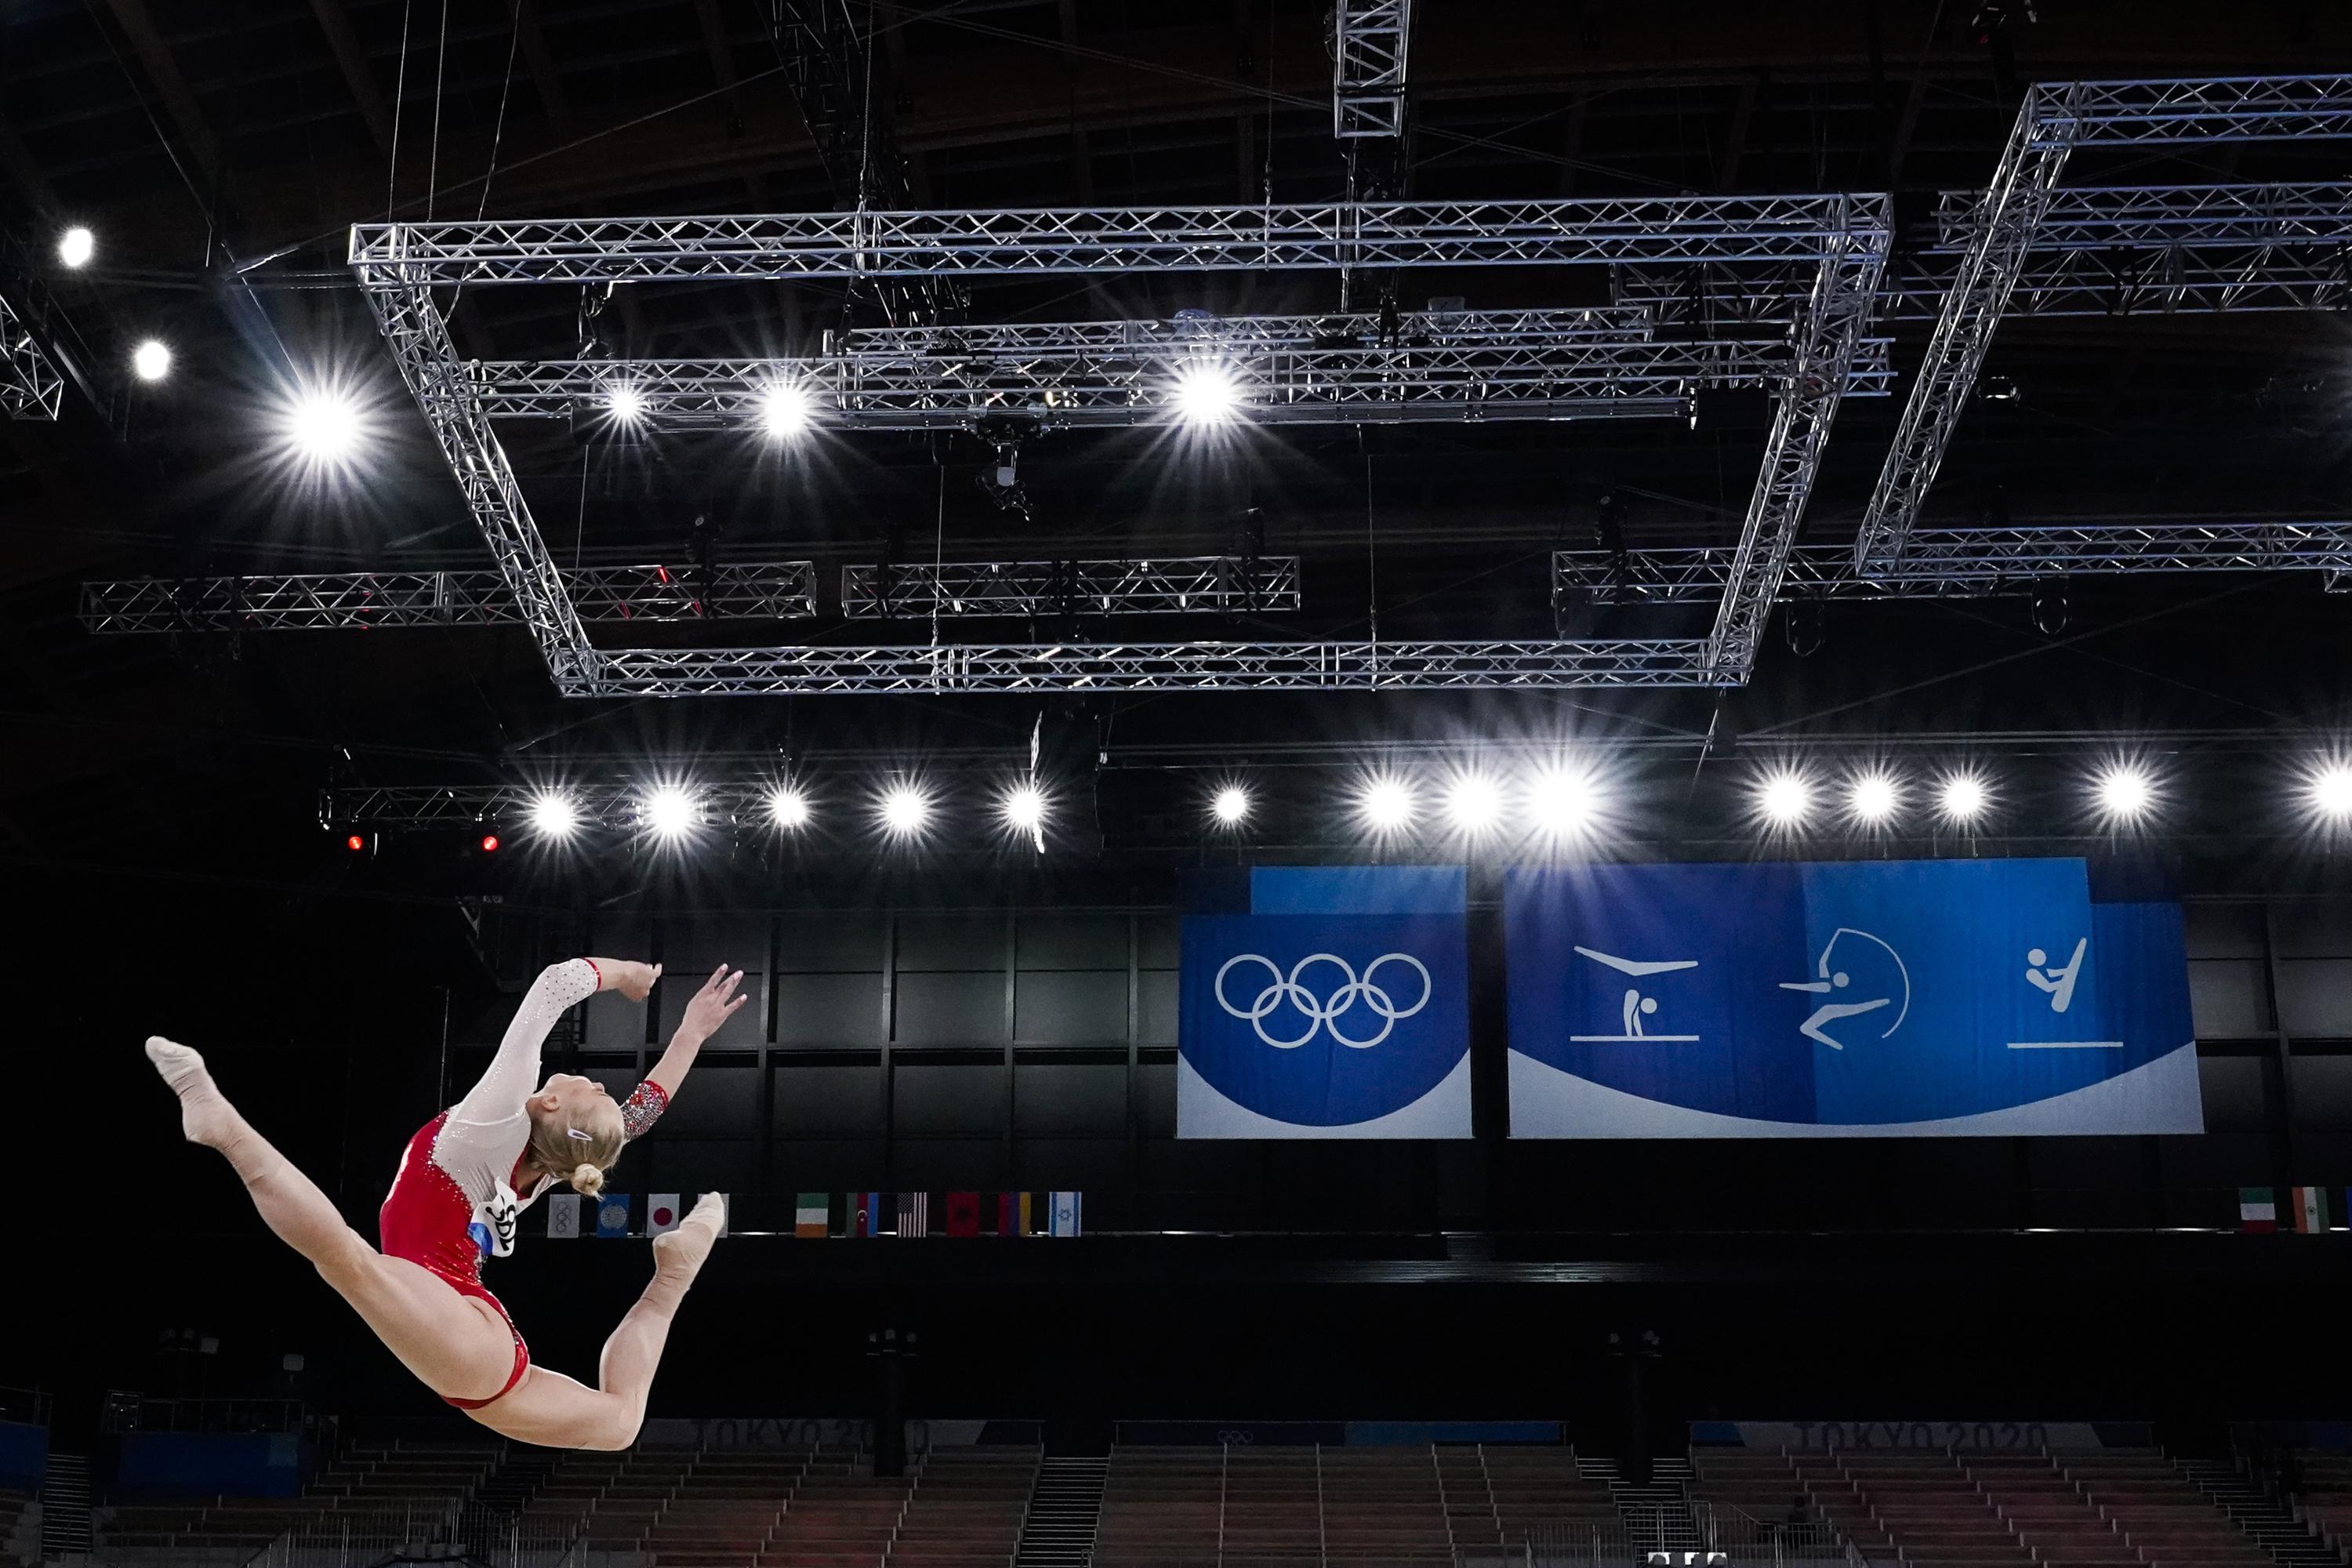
[100,1391,308,1436]
[241,1501,585,1568]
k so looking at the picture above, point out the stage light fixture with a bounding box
[132,340,172,383]
[641,784,699,840]
[1172,365,1240,425]
[57,227,93,268]
[1443,772,1505,835]
[879,782,932,838]
[1756,770,1812,828]
[528,791,580,839]
[1526,764,1602,840]
[1356,775,1416,833]
[1004,782,1048,833]
[760,383,814,440]
[767,785,811,829]
[479,833,500,854]
[1847,771,1900,826]
[2301,760,2352,825]
[2092,763,2156,824]
[606,385,647,424]
[286,388,363,464]
[1211,785,1252,826]
[1936,771,1990,825]
[343,833,365,853]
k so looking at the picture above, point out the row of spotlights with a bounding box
[56,228,177,383]
[600,367,1247,434]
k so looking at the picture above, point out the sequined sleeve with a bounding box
[620,1078,668,1141]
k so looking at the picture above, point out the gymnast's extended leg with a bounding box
[469,1192,725,1450]
[145,1036,518,1401]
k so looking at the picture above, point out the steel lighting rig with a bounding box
[841,557,1301,618]
[1333,0,1413,140]
[467,332,1895,432]
[1555,521,2352,604]
[351,192,1887,695]
[1855,75,2352,575]
[0,289,64,421]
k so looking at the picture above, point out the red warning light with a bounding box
[344,833,365,853]
[479,833,501,853]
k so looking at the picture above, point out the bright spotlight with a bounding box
[57,227,94,269]
[1211,785,1252,826]
[1004,782,1048,833]
[1444,772,1505,835]
[527,792,580,839]
[285,387,363,466]
[878,782,931,838]
[131,339,172,383]
[642,784,699,840]
[1356,776,1416,833]
[606,385,647,424]
[1847,771,1900,826]
[2305,760,2352,825]
[760,383,814,440]
[1172,365,1240,425]
[1755,770,1812,829]
[1527,764,1603,840]
[1936,771,1990,825]
[2092,762,2156,824]
[767,785,811,829]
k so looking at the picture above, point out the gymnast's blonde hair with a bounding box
[527,1109,625,1199]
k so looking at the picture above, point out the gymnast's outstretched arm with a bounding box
[449,957,658,1127]
[641,964,748,1105]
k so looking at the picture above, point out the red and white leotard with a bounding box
[377,959,668,1407]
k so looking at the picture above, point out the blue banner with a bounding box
[1179,866,1473,1138]
[1505,858,2200,1137]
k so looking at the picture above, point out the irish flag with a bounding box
[795,1193,828,1238]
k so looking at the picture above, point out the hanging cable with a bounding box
[930,461,947,648]
[425,0,452,220]
[1363,444,1381,663]
[387,0,414,221]
[451,15,523,313]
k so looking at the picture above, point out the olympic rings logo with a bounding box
[1213,952,1432,1048]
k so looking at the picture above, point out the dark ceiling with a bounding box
[2,0,2351,878]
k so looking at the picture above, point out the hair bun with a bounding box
[570,1163,605,1199]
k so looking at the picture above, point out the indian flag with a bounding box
[795,1192,828,1238]
[2292,1186,2332,1234]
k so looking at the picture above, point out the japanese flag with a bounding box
[647,1194,683,1236]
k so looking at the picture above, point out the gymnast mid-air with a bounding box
[147,956,747,1450]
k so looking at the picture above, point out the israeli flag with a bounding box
[1049,1191,1082,1237]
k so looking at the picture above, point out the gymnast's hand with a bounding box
[677,965,749,1046]
[599,960,662,1002]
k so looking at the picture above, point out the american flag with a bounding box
[896,1191,929,1238]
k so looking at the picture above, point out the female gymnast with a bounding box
[145,956,748,1450]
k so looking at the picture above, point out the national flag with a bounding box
[1018,1192,1036,1236]
[851,1192,873,1238]
[595,1194,632,1238]
[2292,1185,2332,1234]
[795,1192,828,1238]
[898,1192,929,1238]
[2239,1187,2278,1232]
[646,1194,682,1236]
[868,1192,886,1235]
[946,1192,981,1236]
[1050,1191,1082,1237]
[546,1193,583,1239]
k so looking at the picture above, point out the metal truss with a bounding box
[821,306,1657,354]
[1936,182,2352,249]
[464,334,1894,432]
[359,276,599,680]
[326,782,785,829]
[568,638,1715,697]
[1701,198,1890,681]
[80,562,819,633]
[1557,521,2352,604]
[347,196,1885,284]
[1857,76,2352,575]
[1333,0,1411,139]
[842,557,1301,618]
[0,288,64,420]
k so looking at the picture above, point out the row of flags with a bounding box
[545,1191,1081,1239]
[2239,1186,2340,1233]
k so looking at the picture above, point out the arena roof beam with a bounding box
[841,557,1301,617]
[346,195,1886,284]
[1556,521,2352,604]
[464,335,1895,431]
[1856,76,2352,577]
[0,289,66,421]
[1333,0,1412,140]
[78,561,821,634]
